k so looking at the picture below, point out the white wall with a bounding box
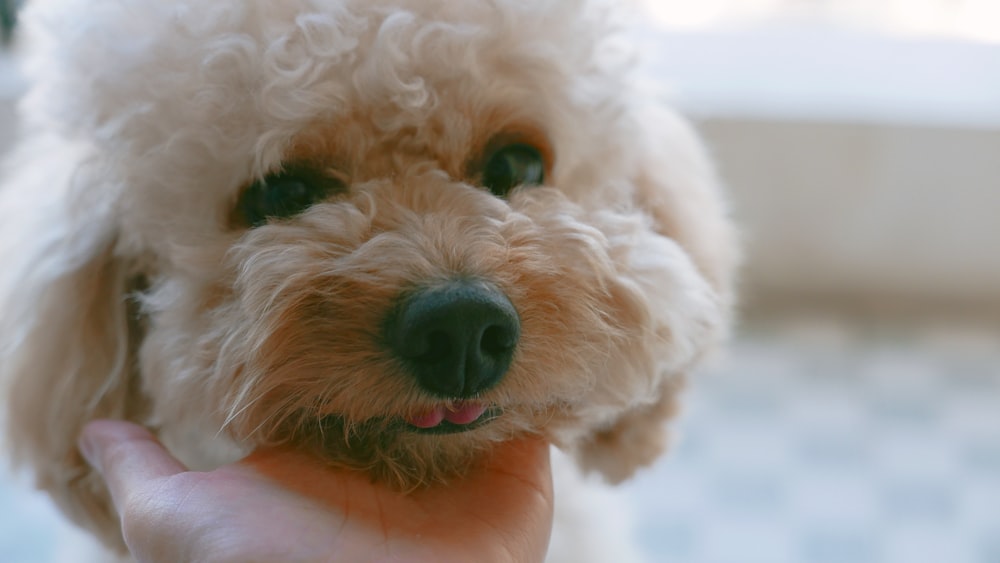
[638,25,1000,312]
[699,118,1000,311]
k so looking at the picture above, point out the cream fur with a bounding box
[0,0,737,560]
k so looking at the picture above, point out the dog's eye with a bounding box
[238,167,344,228]
[481,144,545,198]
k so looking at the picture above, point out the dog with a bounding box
[0,0,737,560]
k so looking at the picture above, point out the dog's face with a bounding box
[2,0,735,543]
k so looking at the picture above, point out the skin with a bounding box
[79,419,554,563]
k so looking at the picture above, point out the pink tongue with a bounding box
[444,403,488,425]
[407,403,487,428]
[407,408,446,429]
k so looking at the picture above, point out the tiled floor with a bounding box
[622,314,1000,563]
[3,314,999,562]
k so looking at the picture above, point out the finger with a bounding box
[78,419,188,509]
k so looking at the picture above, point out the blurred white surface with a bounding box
[639,26,1000,128]
[699,119,1000,310]
[639,0,1000,44]
[629,19,1000,310]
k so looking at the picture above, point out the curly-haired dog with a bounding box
[0,0,736,560]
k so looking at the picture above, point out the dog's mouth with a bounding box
[403,402,502,435]
[315,402,502,440]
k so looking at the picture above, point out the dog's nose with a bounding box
[385,281,519,398]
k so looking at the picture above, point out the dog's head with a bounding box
[1,0,736,548]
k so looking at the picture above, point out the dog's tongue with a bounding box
[407,403,488,429]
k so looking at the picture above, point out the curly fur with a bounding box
[1,0,737,559]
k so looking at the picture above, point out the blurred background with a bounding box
[1,0,999,561]
[623,2,1000,562]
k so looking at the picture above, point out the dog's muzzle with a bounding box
[384,280,519,399]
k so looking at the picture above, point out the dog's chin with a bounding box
[292,400,513,488]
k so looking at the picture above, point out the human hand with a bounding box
[79,420,553,563]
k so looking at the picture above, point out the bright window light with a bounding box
[639,0,1000,43]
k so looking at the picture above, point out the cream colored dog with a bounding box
[0,0,736,560]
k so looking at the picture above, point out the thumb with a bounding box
[78,420,188,510]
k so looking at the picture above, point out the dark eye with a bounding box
[481,144,545,198]
[238,167,344,228]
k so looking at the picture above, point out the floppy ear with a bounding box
[0,140,142,553]
[577,106,738,483]
[630,106,738,294]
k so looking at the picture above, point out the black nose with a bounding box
[384,281,519,398]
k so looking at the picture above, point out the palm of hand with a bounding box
[81,421,553,563]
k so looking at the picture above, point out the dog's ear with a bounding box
[630,106,738,294]
[577,106,737,483]
[0,144,141,553]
